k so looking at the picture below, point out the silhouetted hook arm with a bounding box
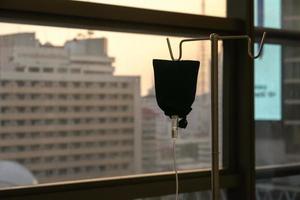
[166,37,210,61]
[166,32,267,61]
[166,38,176,61]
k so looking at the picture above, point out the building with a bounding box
[141,88,212,173]
[141,88,170,173]
[254,1,300,199]
[141,107,160,172]
[282,2,300,163]
[0,33,141,183]
[0,0,295,199]
[255,0,300,165]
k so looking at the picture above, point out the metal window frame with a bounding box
[255,27,300,44]
[225,0,255,199]
[0,0,255,199]
[0,170,239,200]
[0,0,243,36]
[257,163,300,180]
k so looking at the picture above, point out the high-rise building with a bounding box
[253,1,300,199]
[255,0,300,165]
[141,88,170,173]
[141,107,160,172]
[281,0,300,162]
[0,33,141,183]
[197,0,225,95]
[255,0,286,166]
[141,88,212,172]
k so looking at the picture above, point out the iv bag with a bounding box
[153,59,199,128]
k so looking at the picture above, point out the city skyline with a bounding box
[0,23,201,96]
[0,32,142,184]
[0,32,214,188]
[0,2,224,197]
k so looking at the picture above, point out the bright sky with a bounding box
[0,0,225,95]
[76,0,226,16]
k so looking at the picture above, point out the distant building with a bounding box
[281,4,300,163]
[141,107,160,172]
[0,33,141,183]
[141,88,212,172]
[255,0,300,166]
[254,2,300,200]
[141,88,169,173]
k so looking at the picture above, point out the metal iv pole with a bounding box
[167,32,266,200]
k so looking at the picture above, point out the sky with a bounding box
[0,0,226,95]
[75,0,226,16]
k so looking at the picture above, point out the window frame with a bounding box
[0,0,254,199]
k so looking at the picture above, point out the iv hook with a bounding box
[248,32,266,59]
[166,32,266,61]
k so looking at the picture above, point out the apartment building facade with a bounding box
[141,88,212,173]
[0,33,141,184]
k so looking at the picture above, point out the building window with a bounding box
[29,67,40,72]
[43,67,54,73]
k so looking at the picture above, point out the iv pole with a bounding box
[167,32,266,200]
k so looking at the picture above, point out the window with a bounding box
[43,67,54,73]
[28,67,40,72]
[255,0,300,31]
[256,175,300,199]
[136,190,228,200]
[0,0,255,200]
[57,68,68,73]
[70,68,81,73]
[254,1,300,199]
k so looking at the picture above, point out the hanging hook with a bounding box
[166,32,266,61]
[166,37,210,61]
[166,38,176,61]
[247,32,266,59]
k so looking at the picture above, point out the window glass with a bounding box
[72,0,226,17]
[256,175,300,200]
[255,44,300,166]
[0,22,223,188]
[137,190,228,200]
[255,0,300,31]
[255,44,281,120]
